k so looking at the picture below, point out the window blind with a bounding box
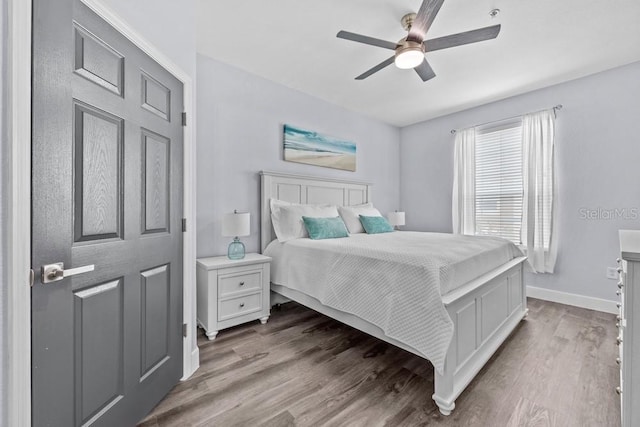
[474,122,523,244]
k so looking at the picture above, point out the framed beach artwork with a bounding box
[283,124,356,172]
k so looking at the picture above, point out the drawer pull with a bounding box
[239,302,245,308]
[239,281,245,286]
[617,337,623,345]
[617,267,623,273]
[617,315,622,322]
[617,303,622,309]
[617,258,621,264]
[617,290,622,296]
[616,386,622,395]
[616,357,621,366]
[616,322,620,328]
[618,282,624,289]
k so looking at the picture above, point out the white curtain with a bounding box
[521,109,558,273]
[452,128,476,235]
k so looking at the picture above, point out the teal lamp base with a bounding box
[227,237,246,260]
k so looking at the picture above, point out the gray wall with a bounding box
[196,54,401,257]
[99,0,196,77]
[400,61,640,301]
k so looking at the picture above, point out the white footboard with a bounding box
[270,257,527,416]
[433,256,528,415]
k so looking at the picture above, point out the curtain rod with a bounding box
[450,104,563,135]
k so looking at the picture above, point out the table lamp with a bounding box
[222,210,250,260]
[387,211,405,230]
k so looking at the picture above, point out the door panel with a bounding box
[73,279,124,424]
[73,23,125,96]
[32,0,184,425]
[140,265,171,380]
[73,101,124,241]
[142,129,170,234]
[141,71,171,120]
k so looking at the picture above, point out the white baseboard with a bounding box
[526,286,618,314]
[181,346,200,381]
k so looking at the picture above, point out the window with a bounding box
[474,122,523,244]
[453,108,557,273]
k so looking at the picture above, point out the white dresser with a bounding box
[618,230,640,427]
[196,254,271,340]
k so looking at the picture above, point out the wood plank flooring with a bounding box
[139,298,620,427]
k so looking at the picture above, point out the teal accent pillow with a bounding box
[359,215,394,234]
[302,216,349,240]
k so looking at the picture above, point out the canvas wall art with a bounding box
[283,124,356,172]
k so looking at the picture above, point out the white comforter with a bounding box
[265,231,523,374]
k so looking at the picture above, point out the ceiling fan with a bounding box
[336,0,501,82]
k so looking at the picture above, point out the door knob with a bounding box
[41,262,95,284]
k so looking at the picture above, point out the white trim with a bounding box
[79,0,199,381]
[527,285,618,314]
[6,0,33,424]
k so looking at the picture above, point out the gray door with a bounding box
[31,0,184,425]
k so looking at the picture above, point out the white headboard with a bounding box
[260,171,372,252]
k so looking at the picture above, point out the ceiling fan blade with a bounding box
[424,25,501,52]
[355,56,395,80]
[414,59,436,82]
[407,0,445,43]
[337,31,398,50]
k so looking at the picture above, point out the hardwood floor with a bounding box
[139,298,620,427]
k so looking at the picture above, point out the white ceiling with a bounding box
[197,0,640,127]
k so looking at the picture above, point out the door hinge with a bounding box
[182,323,188,338]
[182,218,187,232]
[181,112,187,126]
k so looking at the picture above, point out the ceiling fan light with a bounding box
[394,41,424,69]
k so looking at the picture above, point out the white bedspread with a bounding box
[265,231,523,374]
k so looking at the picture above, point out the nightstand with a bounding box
[196,253,271,340]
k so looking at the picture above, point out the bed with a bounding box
[260,171,528,415]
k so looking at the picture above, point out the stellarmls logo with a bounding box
[579,207,639,220]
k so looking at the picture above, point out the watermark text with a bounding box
[578,207,639,220]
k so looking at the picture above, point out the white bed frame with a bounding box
[260,171,528,415]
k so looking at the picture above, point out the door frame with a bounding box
[5,0,199,425]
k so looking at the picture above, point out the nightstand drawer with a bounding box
[219,271,262,297]
[219,292,262,321]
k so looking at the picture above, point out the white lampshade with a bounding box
[222,211,250,237]
[387,211,406,227]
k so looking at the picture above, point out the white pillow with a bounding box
[338,203,383,234]
[271,199,339,242]
[270,199,293,217]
